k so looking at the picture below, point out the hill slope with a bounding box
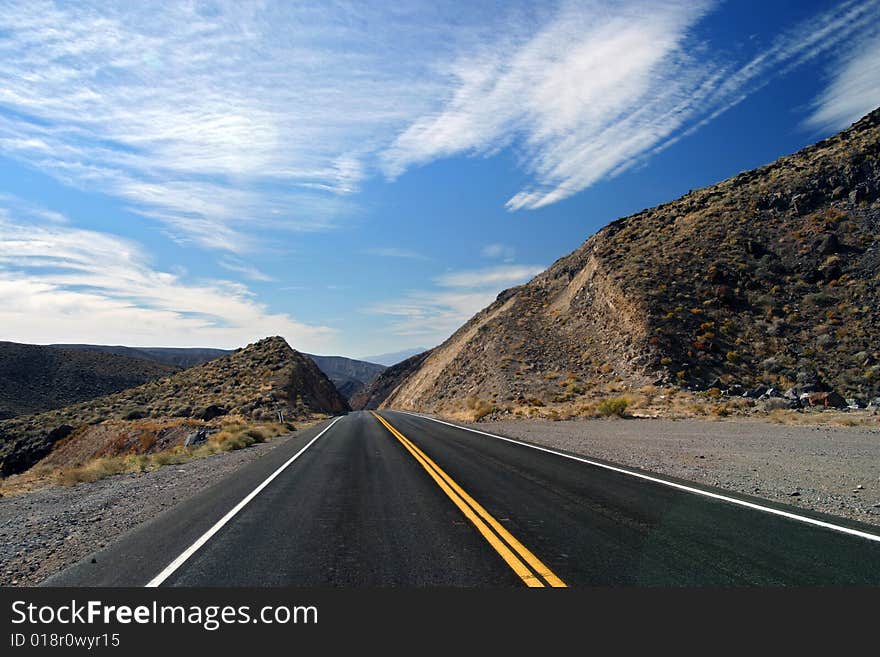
[0,337,349,476]
[305,354,385,401]
[375,108,880,417]
[0,343,178,420]
[351,349,433,410]
[54,345,231,369]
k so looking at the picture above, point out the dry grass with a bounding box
[596,397,630,418]
[0,419,301,495]
[434,383,879,429]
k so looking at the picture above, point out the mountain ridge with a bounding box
[369,107,880,418]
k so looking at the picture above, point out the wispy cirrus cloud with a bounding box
[363,247,429,260]
[0,2,479,249]
[0,204,335,349]
[1,0,878,252]
[481,243,516,262]
[382,0,880,211]
[218,257,276,283]
[806,30,880,131]
[366,263,543,341]
[434,265,544,289]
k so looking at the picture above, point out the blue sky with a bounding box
[1,0,879,359]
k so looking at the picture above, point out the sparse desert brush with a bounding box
[49,420,292,488]
[58,457,128,486]
[469,399,495,421]
[597,398,629,418]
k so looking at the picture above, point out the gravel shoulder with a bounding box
[0,432,302,586]
[456,416,880,528]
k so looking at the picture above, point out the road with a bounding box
[46,410,880,586]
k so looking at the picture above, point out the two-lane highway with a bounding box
[46,410,880,586]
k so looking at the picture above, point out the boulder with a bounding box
[195,404,228,421]
[758,388,782,400]
[757,398,792,412]
[183,427,216,448]
[816,232,840,255]
[804,391,847,409]
[743,386,768,399]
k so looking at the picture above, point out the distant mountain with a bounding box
[56,344,384,402]
[0,342,177,420]
[304,354,385,402]
[0,337,349,476]
[367,107,880,418]
[360,348,429,367]
[54,344,231,369]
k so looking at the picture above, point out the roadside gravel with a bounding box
[457,417,880,528]
[0,432,299,586]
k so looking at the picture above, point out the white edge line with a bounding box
[145,416,343,587]
[399,411,880,544]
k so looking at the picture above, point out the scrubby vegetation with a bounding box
[596,398,629,418]
[2,420,293,493]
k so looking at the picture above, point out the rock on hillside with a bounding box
[376,107,880,416]
[0,337,349,476]
[0,342,178,420]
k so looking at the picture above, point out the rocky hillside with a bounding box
[375,107,880,417]
[54,344,231,369]
[352,349,433,410]
[0,342,178,420]
[306,354,386,401]
[0,337,348,476]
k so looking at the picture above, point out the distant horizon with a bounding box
[2,1,879,356]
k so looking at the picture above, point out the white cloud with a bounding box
[481,243,516,261]
[806,31,880,131]
[0,212,335,350]
[434,265,544,289]
[366,263,543,341]
[363,247,428,260]
[218,257,276,283]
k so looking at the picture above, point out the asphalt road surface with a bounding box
[46,410,880,586]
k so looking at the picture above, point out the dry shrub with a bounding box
[54,421,289,487]
[597,398,629,418]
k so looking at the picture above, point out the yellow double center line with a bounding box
[371,412,566,588]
